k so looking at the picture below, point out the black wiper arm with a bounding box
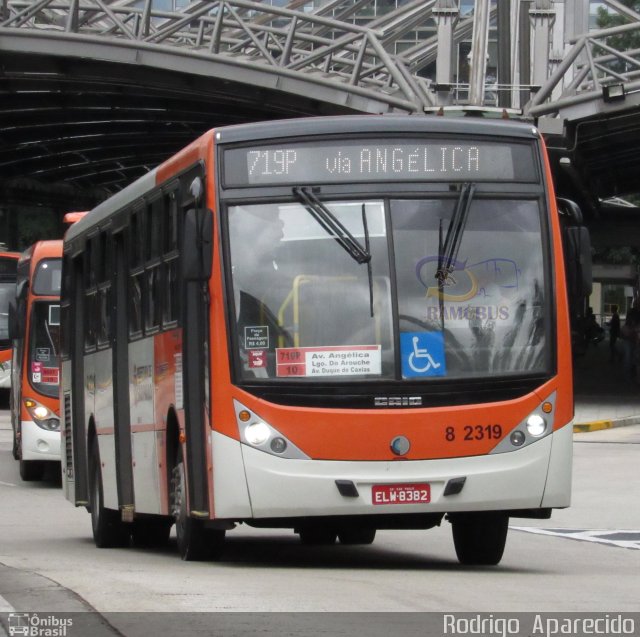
[437,182,476,287]
[293,186,371,265]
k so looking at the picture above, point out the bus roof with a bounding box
[18,241,63,271]
[213,113,539,146]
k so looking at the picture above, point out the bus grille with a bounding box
[63,392,73,479]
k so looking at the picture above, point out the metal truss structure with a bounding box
[1,0,439,114]
[2,0,640,208]
[529,2,640,120]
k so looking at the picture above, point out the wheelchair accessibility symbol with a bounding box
[401,332,446,378]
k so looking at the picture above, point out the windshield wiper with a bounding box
[436,182,476,330]
[436,182,476,288]
[293,186,371,265]
[361,203,374,318]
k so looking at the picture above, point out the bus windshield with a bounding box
[28,300,61,397]
[227,195,548,383]
[32,258,62,296]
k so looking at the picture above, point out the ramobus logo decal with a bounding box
[416,255,521,304]
[414,255,521,323]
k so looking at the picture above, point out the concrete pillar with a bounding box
[433,0,460,99]
[564,0,589,43]
[497,0,512,107]
[518,0,533,109]
[469,0,491,105]
[530,0,556,89]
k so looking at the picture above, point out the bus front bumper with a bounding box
[211,423,572,520]
[20,420,61,462]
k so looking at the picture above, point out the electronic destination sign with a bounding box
[223,139,536,187]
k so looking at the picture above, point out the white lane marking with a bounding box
[0,594,15,612]
[513,526,640,550]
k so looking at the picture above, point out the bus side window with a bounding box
[128,207,144,338]
[145,197,164,332]
[84,240,97,352]
[97,232,112,347]
[162,189,180,327]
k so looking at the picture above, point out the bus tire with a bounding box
[19,459,44,481]
[171,448,224,561]
[12,428,19,460]
[89,439,130,549]
[450,512,509,566]
[337,528,376,545]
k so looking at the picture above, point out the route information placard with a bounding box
[276,345,382,377]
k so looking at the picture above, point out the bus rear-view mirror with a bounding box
[182,208,213,282]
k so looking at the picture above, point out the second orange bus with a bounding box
[10,241,63,481]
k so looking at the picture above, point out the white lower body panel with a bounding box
[132,431,161,514]
[212,424,572,520]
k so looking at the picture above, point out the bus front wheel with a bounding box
[450,512,509,566]
[171,448,224,561]
[12,428,19,460]
[89,439,130,548]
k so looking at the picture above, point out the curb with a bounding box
[573,416,640,433]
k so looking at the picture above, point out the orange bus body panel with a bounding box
[539,135,574,431]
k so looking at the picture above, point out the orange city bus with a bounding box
[10,241,63,481]
[61,115,587,565]
[0,251,20,393]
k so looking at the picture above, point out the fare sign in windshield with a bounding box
[223,139,535,186]
[276,345,382,378]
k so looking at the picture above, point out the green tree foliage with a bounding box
[593,245,640,264]
[596,1,640,61]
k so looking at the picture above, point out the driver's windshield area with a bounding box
[29,301,60,397]
[228,200,394,381]
[227,196,548,383]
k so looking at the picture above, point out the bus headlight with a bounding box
[245,422,271,446]
[526,414,547,437]
[233,400,309,460]
[489,392,556,455]
[24,398,60,431]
